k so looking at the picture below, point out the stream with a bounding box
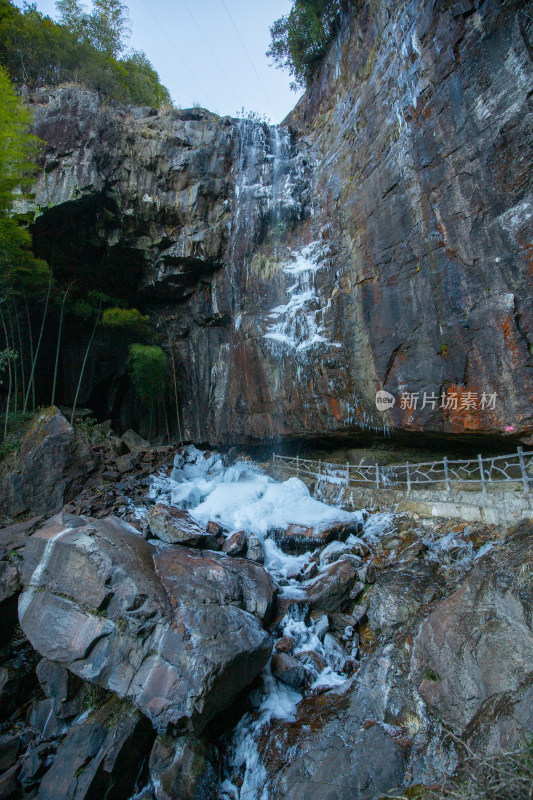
[131,445,494,800]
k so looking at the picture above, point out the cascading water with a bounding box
[230,119,309,260]
[129,446,499,800]
[141,446,370,800]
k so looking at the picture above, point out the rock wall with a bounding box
[27,0,533,446]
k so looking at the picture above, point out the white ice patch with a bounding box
[263,243,341,360]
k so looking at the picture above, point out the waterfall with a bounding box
[230,119,307,258]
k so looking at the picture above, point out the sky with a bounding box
[14,0,301,123]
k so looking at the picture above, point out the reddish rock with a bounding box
[272,652,306,689]
[304,560,363,613]
[275,635,295,654]
[206,521,223,536]
[0,407,91,519]
[221,530,247,556]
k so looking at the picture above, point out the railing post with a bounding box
[346,461,350,487]
[375,463,380,488]
[406,461,411,493]
[478,454,487,495]
[518,446,529,494]
[296,455,299,478]
[443,457,450,494]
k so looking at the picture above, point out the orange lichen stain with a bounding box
[330,397,343,421]
[500,315,523,368]
[443,383,484,433]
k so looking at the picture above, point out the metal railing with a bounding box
[273,448,533,495]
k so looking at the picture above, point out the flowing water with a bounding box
[128,445,497,800]
[141,446,371,800]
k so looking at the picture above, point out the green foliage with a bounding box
[0,65,50,293]
[101,306,149,332]
[0,0,171,107]
[74,415,106,444]
[0,64,40,212]
[267,0,349,89]
[0,408,34,463]
[128,343,169,407]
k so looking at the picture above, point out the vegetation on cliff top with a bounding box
[268,0,355,89]
[0,0,171,107]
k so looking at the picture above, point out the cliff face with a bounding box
[28,0,533,445]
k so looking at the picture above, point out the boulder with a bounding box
[221,531,246,557]
[303,560,363,613]
[149,735,219,800]
[19,514,273,733]
[0,407,91,518]
[147,504,205,546]
[155,546,277,623]
[37,696,154,800]
[120,429,150,452]
[271,653,306,689]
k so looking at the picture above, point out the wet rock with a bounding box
[330,613,356,635]
[19,515,273,733]
[304,559,364,613]
[271,653,306,690]
[0,408,90,518]
[0,635,39,723]
[28,698,66,739]
[309,609,329,639]
[366,561,445,636]
[221,531,246,557]
[299,561,318,581]
[18,742,54,790]
[37,696,154,800]
[147,504,204,546]
[275,635,295,654]
[206,521,223,536]
[149,735,219,800]
[246,534,264,564]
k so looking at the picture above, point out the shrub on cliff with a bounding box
[101,306,150,334]
[128,344,169,407]
[267,0,354,89]
[0,0,171,107]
